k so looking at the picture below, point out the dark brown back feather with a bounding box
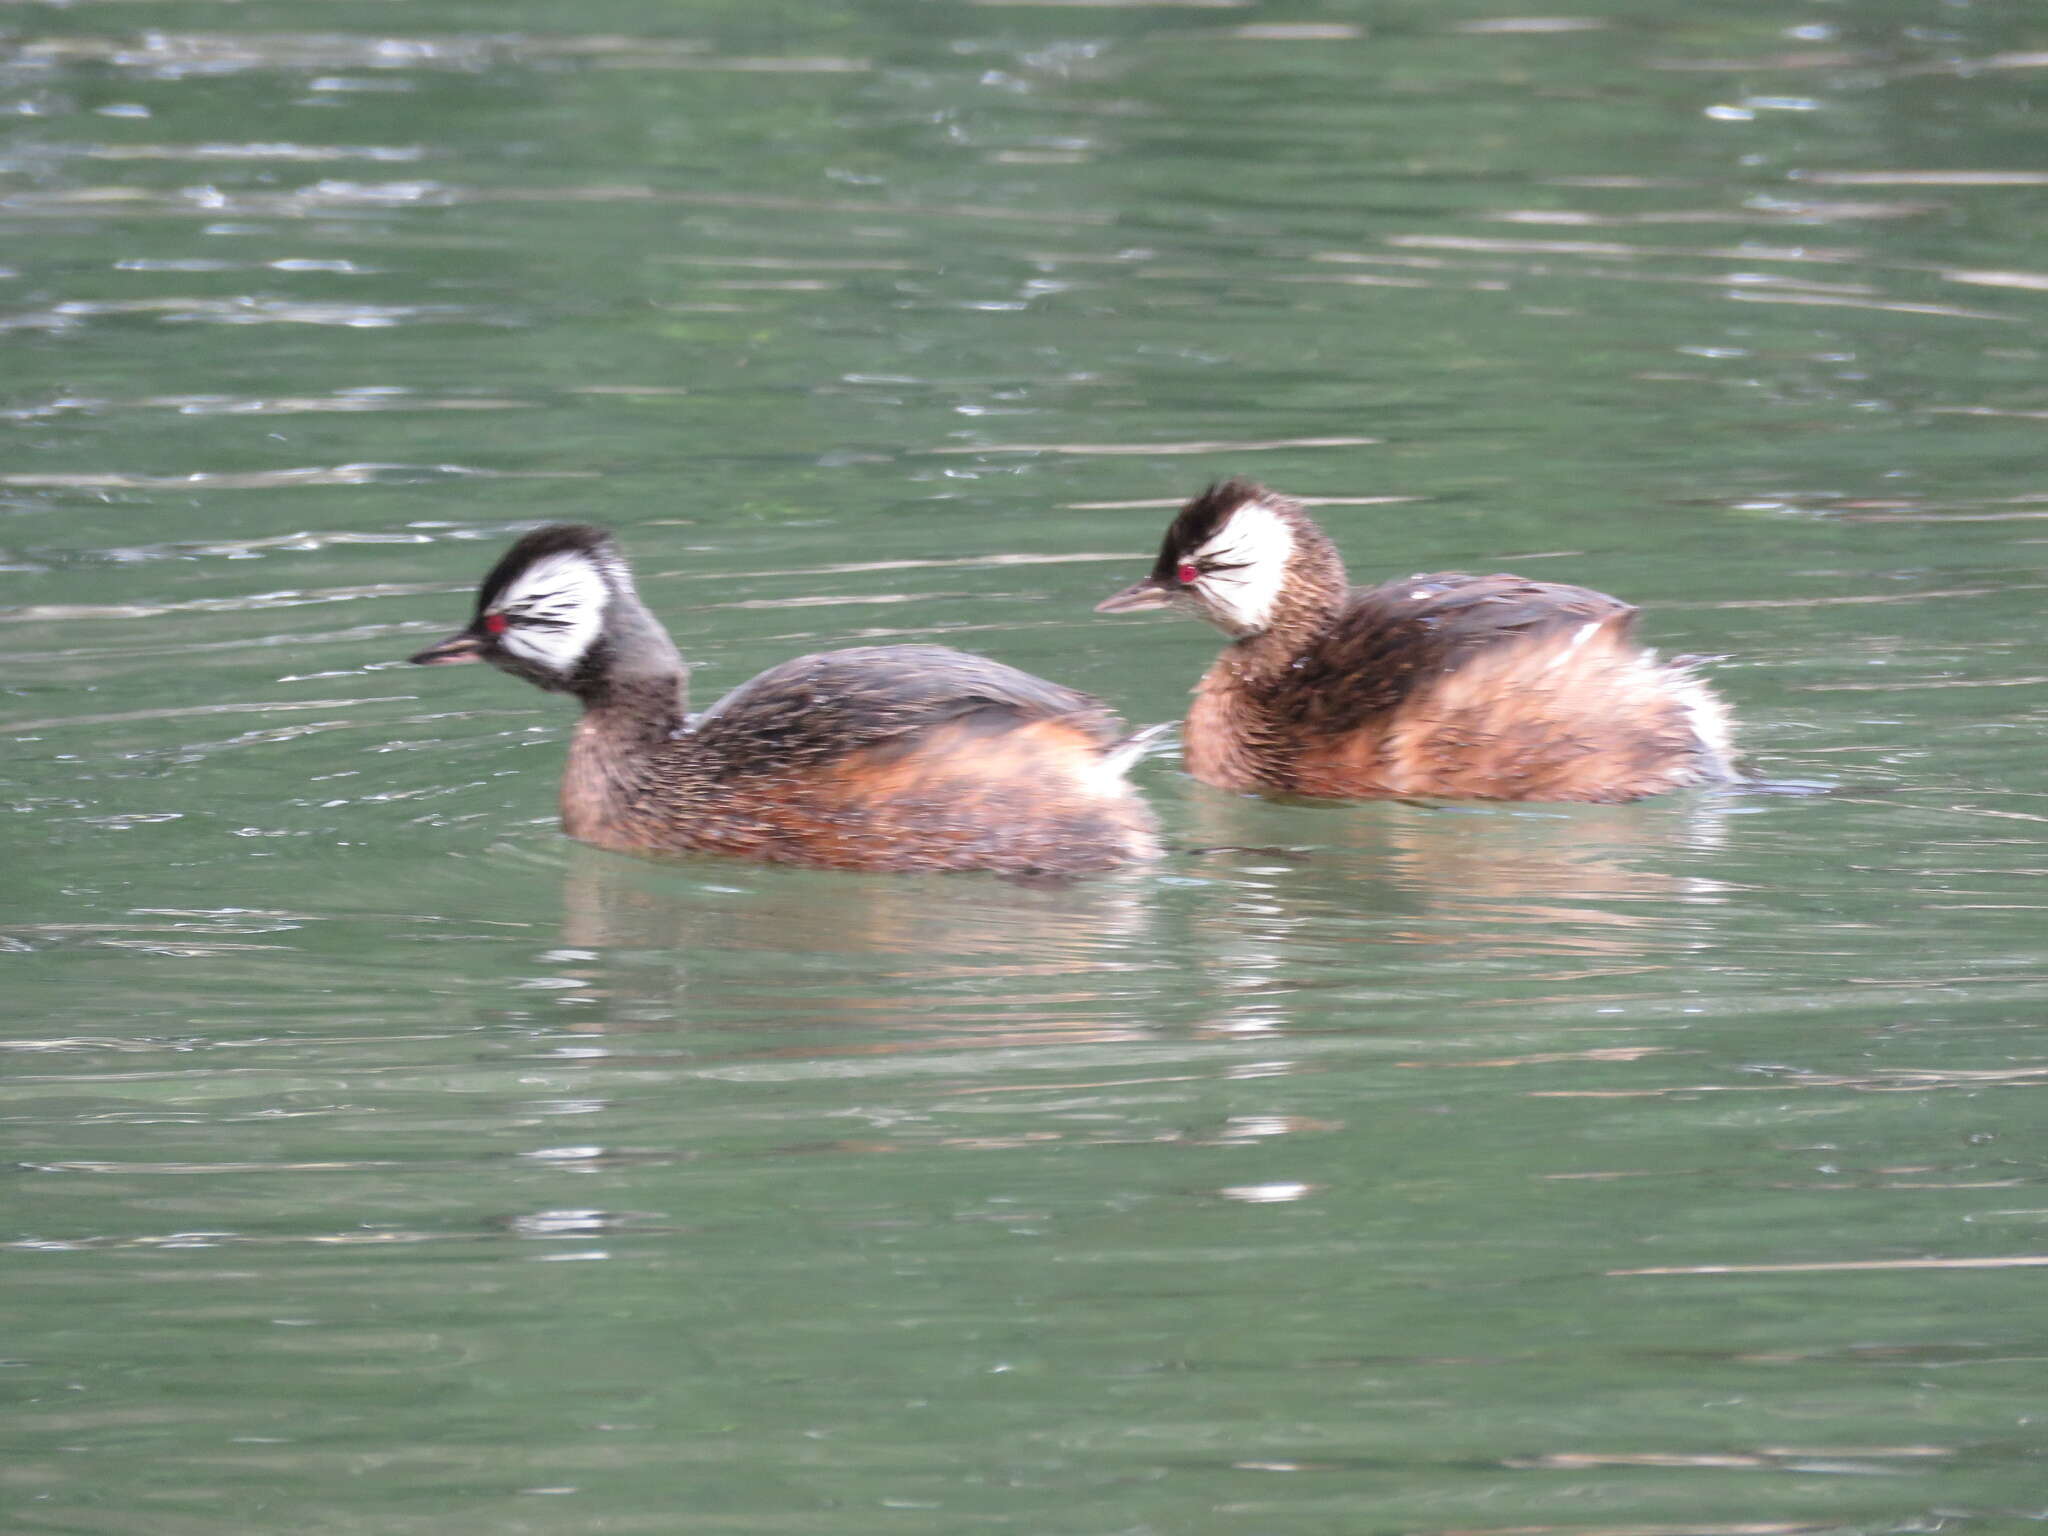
[1257,571,1639,736]
[688,644,1122,779]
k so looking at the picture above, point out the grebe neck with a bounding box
[559,592,695,840]
[1228,540,1347,682]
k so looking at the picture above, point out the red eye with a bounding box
[483,613,509,635]
[1176,563,1199,585]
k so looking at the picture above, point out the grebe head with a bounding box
[409,523,658,694]
[1095,478,1305,640]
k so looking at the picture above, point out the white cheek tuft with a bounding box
[1189,501,1295,636]
[493,550,610,674]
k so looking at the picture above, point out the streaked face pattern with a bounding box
[1173,497,1297,638]
[484,548,610,679]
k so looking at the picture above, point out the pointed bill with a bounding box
[408,631,486,666]
[1095,580,1174,615]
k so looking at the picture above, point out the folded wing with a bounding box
[689,644,1123,776]
[1276,572,1639,733]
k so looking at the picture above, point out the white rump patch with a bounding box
[1091,720,1175,794]
[1612,648,1739,783]
[492,549,611,675]
[1190,499,1295,636]
[1668,667,1738,779]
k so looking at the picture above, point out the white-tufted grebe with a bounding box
[411,525,1163,873]
[1095,478,1735,803]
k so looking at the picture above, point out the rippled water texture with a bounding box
[7,2,2048,1531]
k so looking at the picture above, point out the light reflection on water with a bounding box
[7,0,2048,1529]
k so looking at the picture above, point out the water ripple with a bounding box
[82,142,425,163]
[0,463,591,491]
[2,296,506,331]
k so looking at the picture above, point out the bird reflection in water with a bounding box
[533,784,1736,1065]
[1174,786,1738,1032]
[550,842,1162,1052]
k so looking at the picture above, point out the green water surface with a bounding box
[6,2,2048,1532]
